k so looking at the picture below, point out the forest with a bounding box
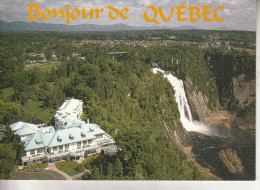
[0,30,256,179]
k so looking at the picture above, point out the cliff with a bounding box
[183,73,256,133]
[184,77,212,121]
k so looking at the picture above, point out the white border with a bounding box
[0,1,259,189]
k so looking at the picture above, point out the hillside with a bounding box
[0,20,197,31]
[0,31,255,180]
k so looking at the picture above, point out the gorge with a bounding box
[152,67,255,180]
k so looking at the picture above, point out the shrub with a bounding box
[82,172,92,180]
[84,161,91,169]
[76,163,85,172]
[26,163,47,169]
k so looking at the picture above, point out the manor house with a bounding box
[10,99,117,166]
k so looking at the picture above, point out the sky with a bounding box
[0,0,256,31]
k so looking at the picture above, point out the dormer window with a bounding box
[81,131,86,137]
[57,135,62,142]
[35,139,43,144]
[69,133,74,140]
[89,127,94,132]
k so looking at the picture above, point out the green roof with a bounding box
[15,126,39,136]
[10,121,38,132]
[24,121,105,151]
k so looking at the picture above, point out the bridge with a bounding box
[108,52,127,59]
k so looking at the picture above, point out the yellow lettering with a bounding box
[52,8,65,20]
[94,8,104,19]
[107,5,120,20]
[176,2,188,21]
[66,5,70,24]
[27,4,41,21]
[158,6,175,22]
[42,9,51,21]
[143,6,159,24]
[188,6,201,22]
[82,9,93,19]
[201,5,214,21]
[120,8,129,20]
[214,6,225,22]
[71,8,80,20]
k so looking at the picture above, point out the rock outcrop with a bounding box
[184,77,212,121]
[232,74,255,109]
[218,148,244,174]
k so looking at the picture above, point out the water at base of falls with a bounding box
[152,68,227,137]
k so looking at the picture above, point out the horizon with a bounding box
[0,20,256,32]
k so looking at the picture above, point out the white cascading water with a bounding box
[152,68,213,134]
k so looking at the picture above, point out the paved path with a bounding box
[46,163,72,180]
[71,169,91,179]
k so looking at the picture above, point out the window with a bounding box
[69,134,74,140]
[59,145,63,151]
[37,148,44,154]
[98,134,103,139]
[83,141,87,146]
[30,150,35,155]
[53,146,57,151]
[88,140,92,144]
[77,142,81,147]
[65,144,69,150]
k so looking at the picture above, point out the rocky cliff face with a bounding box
[232,74,255,109]
[184,74,255,132]
[231,74,256,131]
[184,77,212,121]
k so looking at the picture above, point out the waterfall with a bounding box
[152,68,212,134]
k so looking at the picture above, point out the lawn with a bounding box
[10,169,66,180]
[23,100,55,124]
[56,161,81,176]
[25,61,62,72]
[0,87,14,101]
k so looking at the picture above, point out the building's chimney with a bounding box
[87,119,90,124]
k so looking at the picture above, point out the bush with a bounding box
[26,163,47,169]
[84,161,91,169]
[82,172,92,180]
[76,163,85,172]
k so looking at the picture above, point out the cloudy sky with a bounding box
[0,0,256,31]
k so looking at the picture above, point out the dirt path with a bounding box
[46,163,72,180]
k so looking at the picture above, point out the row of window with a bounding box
[29,139,94,155]
[52,140,93,151]
[30,148,44,155]
[96,134,103,139]
[78,139,92,147]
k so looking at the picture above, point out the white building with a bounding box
[54,99,83,130]
[21,120,117,166]
[11,99,118,166]
[10,122,53,141]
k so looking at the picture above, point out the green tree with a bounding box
[92,166,101,180]
[0,100,22,125]
[0,144,17,179]
[76,163,85,172]
[106,162,113,180]
[99,164,104,180]
[114,158,123,179]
